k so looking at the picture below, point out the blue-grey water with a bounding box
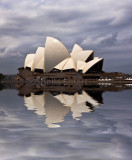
[0,87,132,160]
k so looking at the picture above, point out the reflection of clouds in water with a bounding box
[0,125,131,160]
[24,91,102,128]
[0,89,132,160]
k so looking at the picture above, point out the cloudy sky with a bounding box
[0,0,132,74]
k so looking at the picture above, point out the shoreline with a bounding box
[1,71,132,84]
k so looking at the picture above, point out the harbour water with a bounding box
[0,84,132,160]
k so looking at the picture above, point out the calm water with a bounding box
[0,86,132,160]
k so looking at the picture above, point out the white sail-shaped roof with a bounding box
[62,57,76,71]
[44,37,70,72]
[32,47,45,72]
[54,58,69,70]
[83,57,103,73]
[71,50,94,69]
[71,44,83,56]
[77,60,86,71]
[23,36,104,73]
[24,54,35,70]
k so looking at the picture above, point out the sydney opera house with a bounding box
[17,36,104,81]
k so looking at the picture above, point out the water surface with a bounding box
[0,85,132,160]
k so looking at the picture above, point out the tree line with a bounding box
[0,73,5,80]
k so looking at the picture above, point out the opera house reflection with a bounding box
[23,89,103,128]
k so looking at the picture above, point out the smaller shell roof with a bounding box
[54,58,69,70]
[77,60,86,71]
[71,50,94,70]
[32,47,45,72]
[83,57,103,73]
[71,44,83,56]
[24,54,35,70]
[62,57,76,71]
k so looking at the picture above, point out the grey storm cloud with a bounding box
[0,0,132,74]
